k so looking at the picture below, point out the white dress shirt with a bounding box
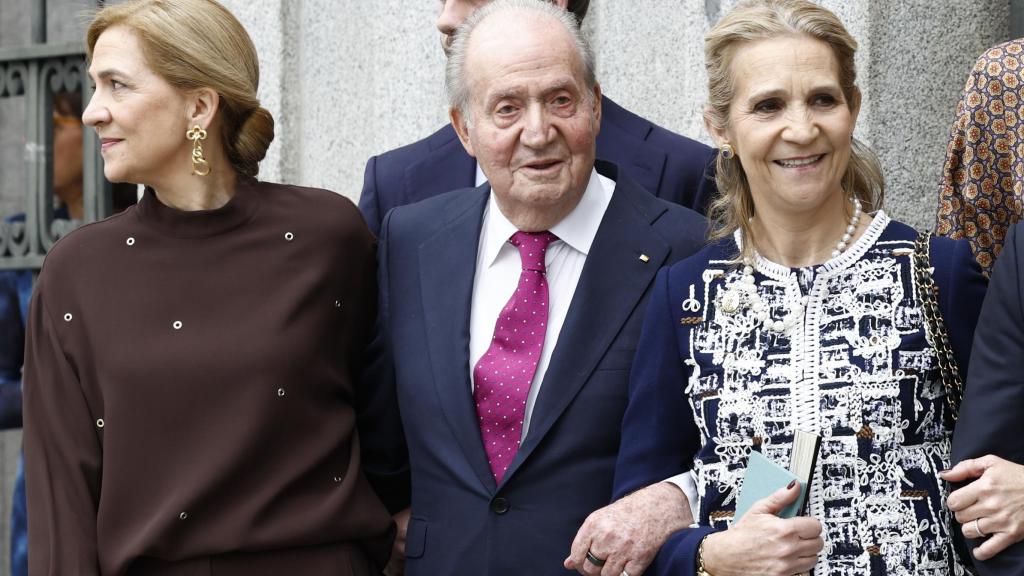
[469,168,614,441]
[480,162,700,517]
[475,163,488,187]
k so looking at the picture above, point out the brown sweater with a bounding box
[24,179,394,575]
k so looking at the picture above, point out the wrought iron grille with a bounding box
[0,0,107,271]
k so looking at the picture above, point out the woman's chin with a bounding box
[102,166,131,185]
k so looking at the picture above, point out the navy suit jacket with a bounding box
[359,96,717,236]
[373,161,706,575]
[952,222,1024,575]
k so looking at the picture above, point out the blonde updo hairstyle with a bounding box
[86,0,274,178]
[705,0,884,262]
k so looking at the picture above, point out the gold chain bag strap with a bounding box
[913,231,978,574]
[912,230,965,425]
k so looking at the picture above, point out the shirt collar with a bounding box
[479,167,614,268]
[475,163,488,187]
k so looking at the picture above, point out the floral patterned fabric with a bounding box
[936,38,1024,276]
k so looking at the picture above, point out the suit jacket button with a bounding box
[491,497,509,514]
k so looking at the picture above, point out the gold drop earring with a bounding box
[186,125,210,176]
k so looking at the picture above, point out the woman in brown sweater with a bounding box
[23,1,401,574]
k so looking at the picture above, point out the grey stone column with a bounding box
[220,0,289,183]
[861,0,1008,228]
[222,0,448,196]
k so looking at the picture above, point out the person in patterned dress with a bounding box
[579,1,995,575]
[936,38,1024,277]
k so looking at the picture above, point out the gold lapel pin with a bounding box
[639,254,650,263]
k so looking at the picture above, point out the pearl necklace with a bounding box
[719,198,863,333]
[831,198,863,258]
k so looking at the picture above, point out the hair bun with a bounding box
[230,106,275,177]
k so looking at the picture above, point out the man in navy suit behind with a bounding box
[945,220,1024,575]
[358,0,717,237]
[369,2,707,574]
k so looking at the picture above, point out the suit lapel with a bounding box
[403,126,476,206]
[623,141,666,198]
[418,187,497,492]
[501,174,671,484]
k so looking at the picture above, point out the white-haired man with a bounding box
[368,2,705,574]
[357,0,717,238]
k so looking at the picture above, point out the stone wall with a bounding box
[224,0,1011,230]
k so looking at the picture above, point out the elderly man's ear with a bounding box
[591,82,602,135]
[450,106,475,158]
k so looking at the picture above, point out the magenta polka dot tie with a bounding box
[473,230,559,484]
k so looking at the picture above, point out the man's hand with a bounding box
[943,455,1024,561]
[564,482,694,576]
[383,507,411,576]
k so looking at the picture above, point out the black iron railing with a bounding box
[0,0,108,270]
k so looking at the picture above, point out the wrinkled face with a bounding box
[82,26,192,185]
[714,35,859,215]
[52,110,83,205]
[452,15,600,229]
[436,0,568,57]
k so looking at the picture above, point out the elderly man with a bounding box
[357,0,716,237]
[369,1,705,574]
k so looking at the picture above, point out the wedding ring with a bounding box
[621,571,631,576]
[585,550,607,567]
[975,517,988,538]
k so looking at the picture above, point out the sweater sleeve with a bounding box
[23,273,103,575]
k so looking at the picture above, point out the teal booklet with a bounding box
[733,430,821,522]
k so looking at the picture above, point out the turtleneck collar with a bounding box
[134,177,261,239]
